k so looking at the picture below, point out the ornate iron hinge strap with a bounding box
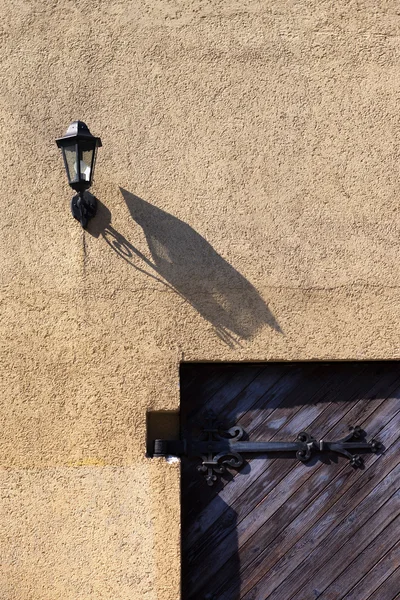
[153,415,382,486]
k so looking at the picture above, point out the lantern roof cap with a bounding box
[56,121,102,147]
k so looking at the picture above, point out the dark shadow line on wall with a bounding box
[87,190,282,347]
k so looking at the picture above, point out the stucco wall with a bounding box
[1,1,400,598]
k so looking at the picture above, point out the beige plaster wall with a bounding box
[1,1,400,598]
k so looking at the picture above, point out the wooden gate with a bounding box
[180,362,400,600]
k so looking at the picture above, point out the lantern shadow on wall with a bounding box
[88,188,281,346]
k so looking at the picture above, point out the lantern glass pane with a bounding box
[81,148,95,182]
[63,145,79,183]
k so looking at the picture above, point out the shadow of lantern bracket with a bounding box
[153,413,382,486]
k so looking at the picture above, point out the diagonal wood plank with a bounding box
[184,361,396,521]
[182,364,332,542]
[291,509,400,600]
[365,565,400,600]
[320,532,400,600]
[184,362,375,555]
[343,540,400,600]
[181,362,400,600]
[185,392,358,593]
[182,366,267,523]
[187,374,400,597]
[259,465,400,600]
[182,365,301,485]
[239,420,400,600]
[182,364,263,430]
[182,365,308,528]
[217,392,400,600]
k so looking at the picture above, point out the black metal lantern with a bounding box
[56,121,102,228]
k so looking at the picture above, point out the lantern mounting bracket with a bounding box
[71,192,97,229]
[153,412,382,486]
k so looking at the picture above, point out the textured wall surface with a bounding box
[1,1,400,598]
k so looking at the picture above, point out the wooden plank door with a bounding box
[180,362,400,600]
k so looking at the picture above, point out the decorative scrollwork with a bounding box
[370,439,382,453]
[214,425,244,443]
[197,452,245,486]
[195,412,246,485]
[296,431,316,462]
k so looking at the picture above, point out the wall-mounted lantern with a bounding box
[56,121,102,228]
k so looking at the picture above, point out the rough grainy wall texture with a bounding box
[0,0,400,598]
